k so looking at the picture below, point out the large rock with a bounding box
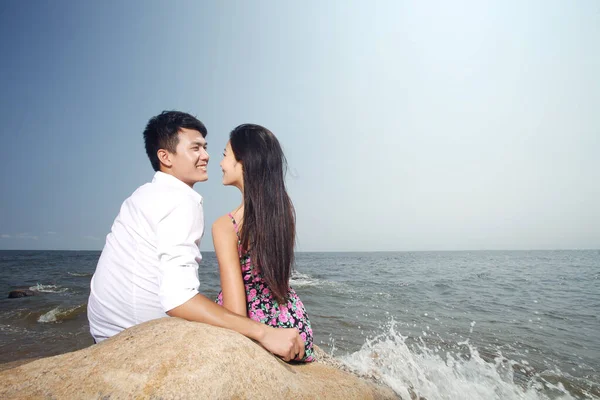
[0,317,398,399]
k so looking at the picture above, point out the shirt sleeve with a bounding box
[156,198,204,312]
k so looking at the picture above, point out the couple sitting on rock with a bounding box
[87,111,314,362]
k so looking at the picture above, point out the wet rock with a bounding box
[7,289,35,298]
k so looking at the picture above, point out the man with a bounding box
[88,111,304,361]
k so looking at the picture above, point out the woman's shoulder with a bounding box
[212,213,235,230]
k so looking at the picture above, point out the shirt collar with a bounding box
[152,171,203,204]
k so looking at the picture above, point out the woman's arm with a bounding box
[212,215,247,316]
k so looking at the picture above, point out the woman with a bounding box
[214,124,314,362]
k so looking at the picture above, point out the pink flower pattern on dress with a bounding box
[216,214,315,362]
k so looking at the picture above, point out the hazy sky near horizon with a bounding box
[1,1,599,251]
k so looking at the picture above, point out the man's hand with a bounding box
[259,326,305,362]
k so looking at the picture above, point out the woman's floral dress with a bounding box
[216,213,314,362]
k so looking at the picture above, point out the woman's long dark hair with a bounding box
[229,124,295,304]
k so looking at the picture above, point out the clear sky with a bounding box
[1,1,598,251]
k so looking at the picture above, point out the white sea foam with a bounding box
[290,271,351,293]
[37,304,85,323]
[339,320,578,400]
[290,272,321,287]
[0,323,29,334]
[38,307,62,323]
[29,283,68,293]
[67,271,93,277]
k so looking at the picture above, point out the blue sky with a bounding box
[1,1,598,251]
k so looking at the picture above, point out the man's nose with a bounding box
[201,149,209,161]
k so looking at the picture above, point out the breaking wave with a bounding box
[338,320,596,400]
[37,304,87,323]
[290,271,323,287]
[290,271,351,293]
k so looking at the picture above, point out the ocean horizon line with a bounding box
[0,248,598,253]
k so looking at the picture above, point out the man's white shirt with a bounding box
[88,171,204,342]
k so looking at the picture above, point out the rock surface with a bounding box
[0,317,399,399]
[7,289,35,298]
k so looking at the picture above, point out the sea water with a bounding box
[0,250,598,399]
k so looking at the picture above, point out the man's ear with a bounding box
[157,149,172,168]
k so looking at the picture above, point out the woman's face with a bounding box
[220,141,243,189]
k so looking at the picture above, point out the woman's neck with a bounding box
[232,204,244,221]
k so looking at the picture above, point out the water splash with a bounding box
[339,320,580,400]
[29,284,68,293]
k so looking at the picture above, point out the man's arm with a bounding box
[167,294,304,361]
[156,200,204,311]
[157,200,304,361]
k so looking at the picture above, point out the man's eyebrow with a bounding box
[191,140,207,147]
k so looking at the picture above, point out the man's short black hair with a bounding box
[143,111,208,171]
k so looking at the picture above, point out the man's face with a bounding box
[168,128,209,187]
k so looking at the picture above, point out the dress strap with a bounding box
[227,213,242,256]
[227,213,240,237]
